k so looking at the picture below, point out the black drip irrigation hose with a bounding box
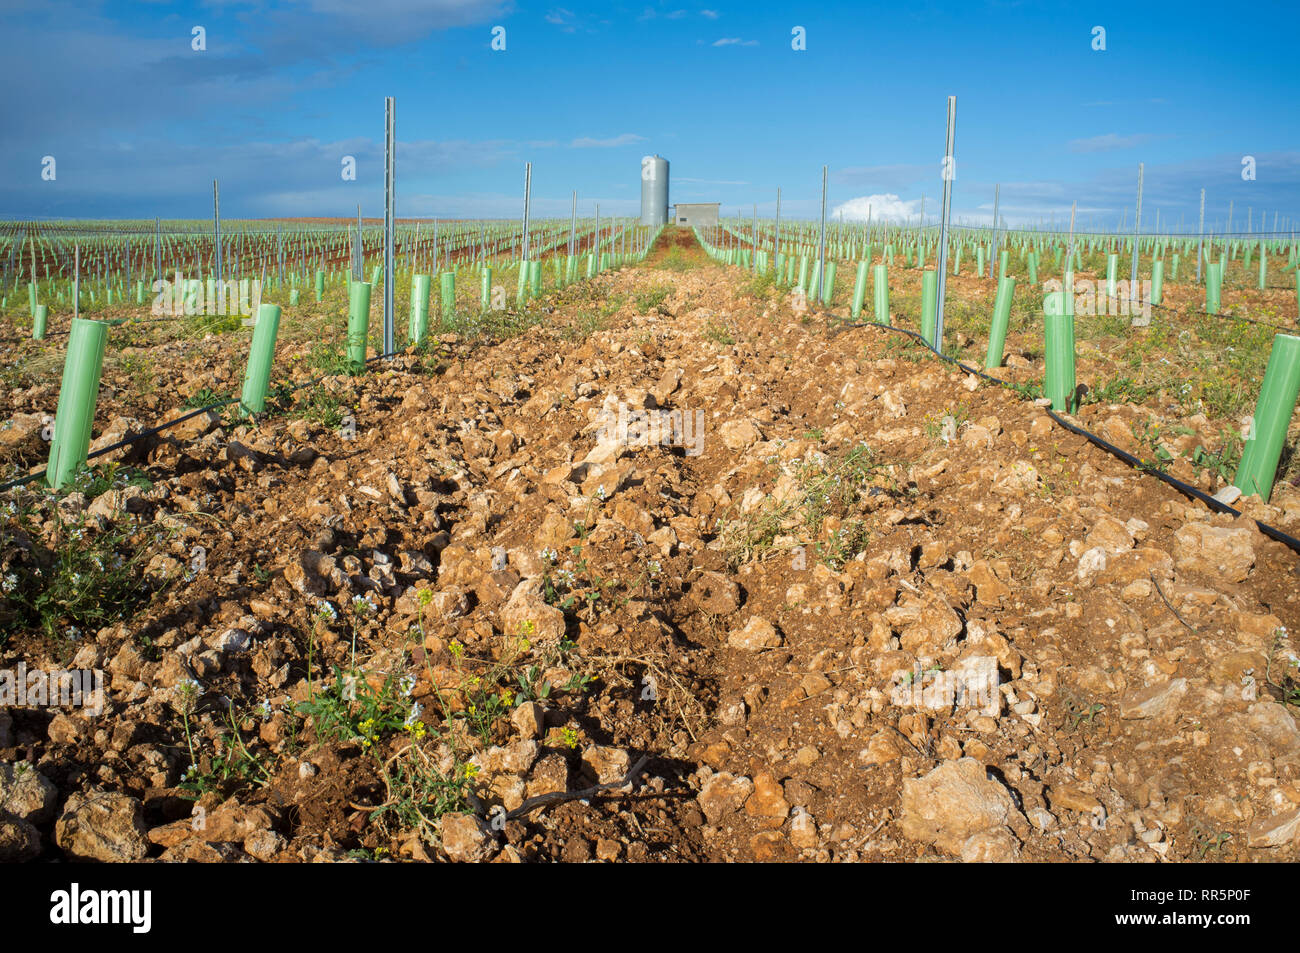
[829,314,1300,556]
[1146,299,1298,335]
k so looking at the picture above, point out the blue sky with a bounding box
[3,0,1298,230]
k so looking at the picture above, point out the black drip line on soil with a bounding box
[819,309,1300,557]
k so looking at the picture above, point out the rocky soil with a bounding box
[2,228,1299,863]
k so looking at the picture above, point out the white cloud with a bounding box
[700,8,719,17]
[569,133,647,148]
[677,177,749,186]
[1068,132,1153,153]
[545,7,579,30]
[712,37,757,46]
[832,193,920,222]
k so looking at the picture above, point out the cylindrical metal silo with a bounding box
[640,155,668,226]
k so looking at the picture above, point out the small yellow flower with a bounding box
[559,727,579,749]
[464,763,480,779]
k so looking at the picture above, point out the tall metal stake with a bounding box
[383,95,395,358]
[817,165,828,302]
[934,95,957,355]
[354,205,363,282]
[569,191,577,258]
[1066,200,1077,273]
[1196,188,1206,282]
[989,184,1000,278]
[213,180,222,282]
[774,187,782,267]
[521,162,532,262]
[1129,163,1144,304]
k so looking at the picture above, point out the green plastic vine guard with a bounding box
[46,318,109,490]
[347,281,372,371]
[1205,262,1222,314]
[851,260,869,319]
[439,271,456,324]
[986,276,1016,369]
[1235,333,1300,501]
[409,274,431,344]
[239,304,283,418]
[1043,291,1077,413]
[821,262,836,306]
[920,270,937,346]
[516,261,529,304]
[873,264,890,325]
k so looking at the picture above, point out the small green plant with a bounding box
[459,674,514,746]
[1189,429,1244,483]
[923,405,970,444]
[634,284,673,315]
[1008,379,1045,402]
[1064,695,1105,730]
[369,743,479,846]
[296,664,421,752]
[292,386,349,429]
[560,309,607,343]
[1131,419,1175,472]
[744,271,775,300]
[816,519,869,570]
[183,387,228,410]
[0,485,160,646]
[1081,375,1160,406]
[1190,824,1231,858]
[178,699,271,798]
[702,319,735,346]
[1265,627,1299,708]
[306,340,352,376]
[653,246,698,272]
[717,441,888,568]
